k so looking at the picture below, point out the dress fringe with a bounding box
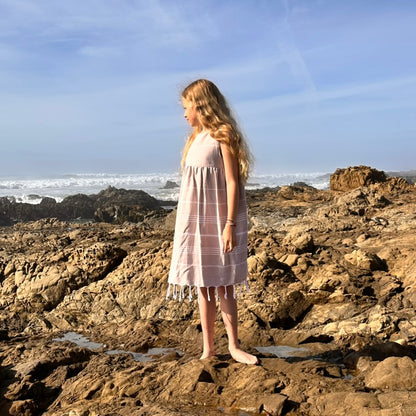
[165,281,249,303]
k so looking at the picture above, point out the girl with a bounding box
[167,79,258,365]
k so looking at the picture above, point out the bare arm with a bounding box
[220,142,239,253]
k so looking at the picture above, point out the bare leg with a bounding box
[218,286,258,365]
[198,287,217,359]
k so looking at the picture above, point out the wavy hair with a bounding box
[180,79,252,183]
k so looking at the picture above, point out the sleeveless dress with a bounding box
[167,131,249,302]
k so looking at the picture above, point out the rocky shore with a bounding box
[0,186,165,226]
[1,165,416,416]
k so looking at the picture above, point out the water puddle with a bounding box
[254,345,309,358]
[52,332,182,362]
[53,332,102,349]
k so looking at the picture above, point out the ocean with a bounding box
[0,172,330,204]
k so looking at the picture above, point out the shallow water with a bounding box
[52,331,182,362]
[255,345,309,358]
[52,332,103,349]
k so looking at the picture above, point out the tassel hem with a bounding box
[165,281,250,302]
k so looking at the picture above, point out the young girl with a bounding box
[167,79,258,365]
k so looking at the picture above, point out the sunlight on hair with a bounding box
[180,79,253,183]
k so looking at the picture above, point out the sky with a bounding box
[0,0,415,177]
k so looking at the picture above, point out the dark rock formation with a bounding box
[162,180,179,189]
[92,186,161,223]
[0,186,161,225]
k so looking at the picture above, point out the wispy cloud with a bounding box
[0,0,415,175]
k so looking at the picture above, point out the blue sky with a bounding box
[0,0,415,177]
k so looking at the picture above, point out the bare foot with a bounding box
[200,350,216,360]
[230,348,259,365]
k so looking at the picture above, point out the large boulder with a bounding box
[330,166,387,191]
[0,187,162,224]
[60,194,95,219]
[365,356,416,390]
[94,186,160,210]
[93,186,161,223]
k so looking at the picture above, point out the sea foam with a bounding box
[0,172,330,204]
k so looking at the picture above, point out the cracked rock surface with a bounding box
[1,166,416,415]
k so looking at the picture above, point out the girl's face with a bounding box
[182,98,200,128]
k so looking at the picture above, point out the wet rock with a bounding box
[94,186,159,209]
[40,197,56,206]
[60,193,95,218]
[162,180,179,189]
[93,187,161,223]
[0,186,163,224]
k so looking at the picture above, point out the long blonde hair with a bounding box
[180,79,252,183]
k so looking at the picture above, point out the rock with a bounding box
[93,188,162,224]
[94,186,159,209]
[377,391,416,413]
[331,188,370,216]
[0,186,163,224]
[330,165,387,191]
[282,229,315,254]
[365,356,416,390]
[344,249,386,271]
[60,193,95,218]
[9,399,37,416]
[247,252,283,275]
[0,213,13,226]
[309,392,381,415]
[40,197,57,206]
[387,169,416,184]
[0,329,9,340]
[247,286,311,329]
[374,176,415,194]
[0,165,416,415]
[260,393,287,415]
[344,341,416,369]
[93,187,161,223]
[356,233,368,243]
[282,254,299,267]
[278,184,314,200]
[163,209,177,231]
[162,180,179,189]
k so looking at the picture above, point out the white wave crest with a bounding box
[0,171,329,204]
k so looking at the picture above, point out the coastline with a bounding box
[0,171,332,205]
[0,165,416,415]
[0,168,414,207]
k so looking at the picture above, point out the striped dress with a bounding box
[167,131,249,302]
